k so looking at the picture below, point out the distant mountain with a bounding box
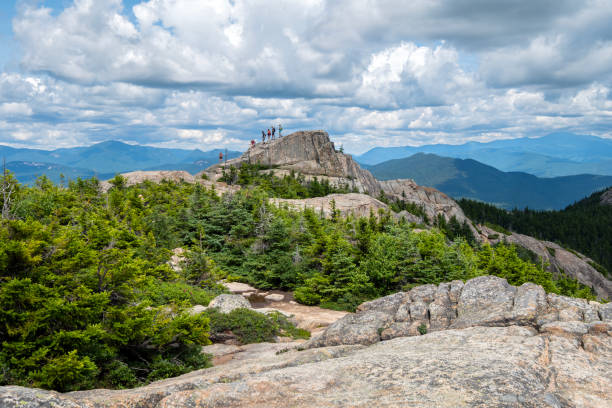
[356,133,612,177]
[366,153,612,210]
[4,161,114,185]
[458,187,612,276]
[1,141,242,183]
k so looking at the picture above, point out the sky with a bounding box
[0,0,611,154]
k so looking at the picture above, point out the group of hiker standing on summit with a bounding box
[249,124,284,149]
[261,124,283,144]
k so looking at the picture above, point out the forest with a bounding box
[458,191,612,277]
[0,166,598,392]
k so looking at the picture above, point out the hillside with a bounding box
[1,129,610,403]
[459,187,612,276]
[4,276,612,407]
[366,153,612,210]
[0,141,241,183]
[357,132,612,177]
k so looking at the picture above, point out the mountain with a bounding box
[4,161,114,185]
[459,187,612,278]
[356,132,612,177]
[366,153,612,210]
[206,130,382,195]
[0,141,241,183]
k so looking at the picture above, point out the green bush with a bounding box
[205,308,309,344]
[294,286,321,305]
[143,280,220,307]
[32,351,98,392]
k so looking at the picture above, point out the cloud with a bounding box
[0,0,610,153]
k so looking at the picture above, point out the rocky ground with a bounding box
[480,225,612,300]
[222,281,348,335]
[2,276,610,407]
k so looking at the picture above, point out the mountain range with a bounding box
[366,153,612,210]
[357,132,612,177]
[1,141,241,184]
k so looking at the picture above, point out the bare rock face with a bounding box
[3,277,611,407]
[211,130,381,195]
[601,188,612,205]
[380,178,475,227]
[304,275,609,350]
[99,170,240,195]
[99,170,195,192]
[481,225,612,300]
[270,193,389,218]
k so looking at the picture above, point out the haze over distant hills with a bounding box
[366,153,612,210]
[357,133,612,177]
[1,141,242,184]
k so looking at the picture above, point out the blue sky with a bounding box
[0,0,611,153]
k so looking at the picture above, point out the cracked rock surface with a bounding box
[2,276,611,407]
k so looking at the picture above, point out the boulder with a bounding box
[305,311,393,348]
[509,282,547,324]
[264,294,285,302]
[357,291,406,314]
[222,282,257,293]
[452,275,516,328]
[208,294,252,314]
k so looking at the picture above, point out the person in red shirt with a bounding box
[267,129,271,142]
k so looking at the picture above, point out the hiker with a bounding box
[261,130,265,143]
[271,126,276,140]
[251,139,256,148]
[219,152,223,162]
[267,129,271,142]
[278,123,283,137]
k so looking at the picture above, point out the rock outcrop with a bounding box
[206,130,381,195]
[305,276,610,349]
[601,188,612,205]
[3,276,611,408]
[380,178,474,227]
[270,193,389,219]
[480,225,612,300]
[99,170,239,194]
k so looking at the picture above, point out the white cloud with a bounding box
[0,102,33,116]
[0,0,610,153]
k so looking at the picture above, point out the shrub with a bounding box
[205,308,309,344]
[294,286,321,305]
[417,324,428,335]
[32,351,98,392]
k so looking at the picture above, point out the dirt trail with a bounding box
[222,283,348,335]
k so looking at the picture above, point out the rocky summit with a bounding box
[2,276,610,408]
[207,130,382,195]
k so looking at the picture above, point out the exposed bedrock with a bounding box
[3,276,611,407]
